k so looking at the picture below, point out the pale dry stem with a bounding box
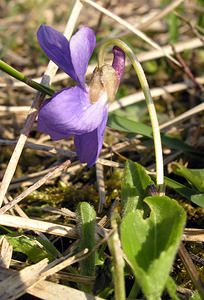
[82,0,181,67]
[0,214,77,238]
[179,243,204,299]
[0,160,71,214]
[96,162,106,213]
[0,0,83,206]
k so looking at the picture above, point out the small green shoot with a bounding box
[76,202,96,292]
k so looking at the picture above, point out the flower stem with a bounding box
[98,40,164,190]
[0,59,54,96]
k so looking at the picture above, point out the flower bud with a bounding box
[112,46,125,81]
[89,46,125,104]
[89,64,119,103]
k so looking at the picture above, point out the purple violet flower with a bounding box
[37,25,125,167]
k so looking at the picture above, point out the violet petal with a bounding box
[70,27,96,87]
[74,108,108,167]
[37,24,77,82]
[38,86,107,140]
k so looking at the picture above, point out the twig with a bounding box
[0,259,49,300]
[82,0,180,67]
[189,253,204,266]
[0,237,13,268]
[138,0,184,30]
[98,158,123,168]
[0,106,30,112]
[175,12,204,46]
[3,89,202,130]
[179,243,204,299]
[0,0,83,207]
[5,195,59,250]
[41,228,114,280]
[136,37,203,62]
[0,37,202,90]
[96,163,106,213]
[0,263,104,300]
[0,160,71,214]
[0,214,77,238]
[28,280,104,300]
[95,0,112,33]
[109,77,204,112]
[171,44,204,93]
[23,231,113,299]
[8,163,85,191]
[159,102,204,130]
[183,228,204,242]
[10,166,57,184]
[0,139,76,157]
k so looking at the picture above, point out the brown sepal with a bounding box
[89,64,119,104]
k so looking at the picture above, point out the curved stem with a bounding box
[99,39,164,189]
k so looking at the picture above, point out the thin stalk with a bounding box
[108,213,126,300]
[98,39,164,190]
[0,59,54,96]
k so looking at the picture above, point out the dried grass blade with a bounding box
[28,280,105,300]
[0,268,104,299]
[0,214,77,238]
[109,77,204,112]
[0,258,48,300]
[0,160,71,214]
[0,0,83,206]
[96,163,106,213]
[0,237,13,268]
[138,0,184,30]
[179,243,204,299]
[82,0,180,66]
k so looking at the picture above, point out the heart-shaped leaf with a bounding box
[121,195,186,300]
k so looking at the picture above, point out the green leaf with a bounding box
[172,163,204,192]
[197,0,204,27]
[190,291,202,300]
[191,194,204,208]
[108,112,152,137]
[121,161,154,215]
[76,202,96,292]
[161,135,196,153]
[36,236,61,259]
[164,176,195,200]
[167,12,180,43]
[161,0,182,43]
[121,196,186,300]
[166,276,180,300]
[108,113,197,153]
[3,235,55,263]
[164,176,204,208]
